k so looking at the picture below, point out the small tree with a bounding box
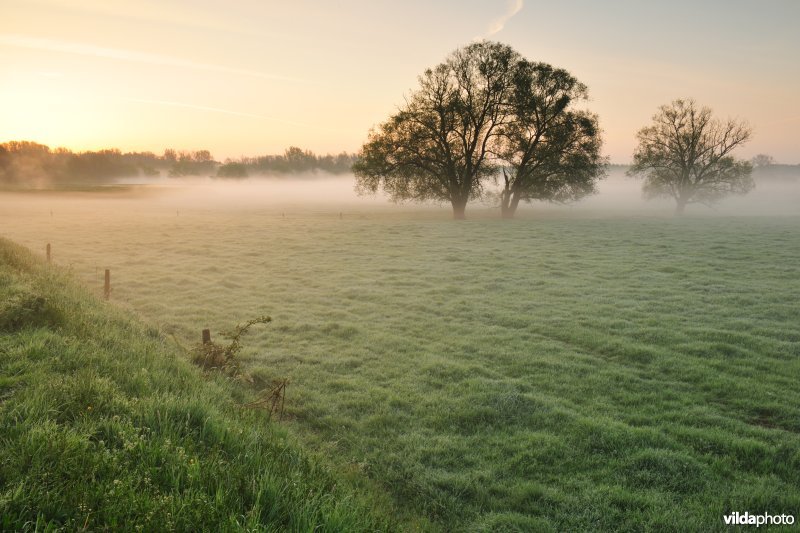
[628,99,753,214]
[353,41,519,219]
[496,61,605,218]
[751,154,775,167]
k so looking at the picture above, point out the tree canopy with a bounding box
[496,61,605,218]
[354,41,519,219]
[353,41,605,219]
[628,99,753,214]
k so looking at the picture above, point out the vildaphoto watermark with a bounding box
[723,512,795,527]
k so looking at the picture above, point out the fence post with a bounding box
[46,243,51,263]
[202,329,211,344]
[104,269,111,300]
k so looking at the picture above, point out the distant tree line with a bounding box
[748,155,800,181]
[0,142,358,187]
[218,147,357,178]
[0,141,162,187]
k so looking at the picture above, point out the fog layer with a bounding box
[1,169,798,219]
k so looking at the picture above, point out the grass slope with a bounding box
[0,238,393,531]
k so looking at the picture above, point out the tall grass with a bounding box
[0,238,395,531]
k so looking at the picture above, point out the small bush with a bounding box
[190,316,271,375]
[0,288,63,332]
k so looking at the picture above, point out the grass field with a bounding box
[0,237,393,531]
[2,180,800,530]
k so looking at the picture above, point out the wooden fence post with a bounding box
[46,243,51,263]
[104,269,111,300]
[202,329,211,344]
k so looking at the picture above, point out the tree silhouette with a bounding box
[628,99,753,214]
[353,42,606,219]
[354,41,519,219]
[496,61,605,218]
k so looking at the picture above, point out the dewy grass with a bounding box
[1,192,799,530]
[0,239,395,531]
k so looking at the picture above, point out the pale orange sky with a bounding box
[2,0,799,163]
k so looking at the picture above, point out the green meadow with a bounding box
[2,184,799,530]
[0,238,393,531]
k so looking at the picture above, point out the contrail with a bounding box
[482,0,524,38]
[0,33,301,83]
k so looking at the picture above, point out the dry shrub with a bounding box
[190,316,271,375]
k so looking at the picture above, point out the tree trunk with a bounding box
[450,195,467,220]
[452,201,467,220]
[500,187,513,218]
[675,198,687,215]
[501,190,522,219]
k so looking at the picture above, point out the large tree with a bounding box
[496,61,605,218]
[353,41,519,219]
[628,99,753,214]
[354,42,606,219]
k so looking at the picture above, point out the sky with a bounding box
[1,0,799,163]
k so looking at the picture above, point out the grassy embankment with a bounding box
[2,188,800,530]
[0,238,395,531]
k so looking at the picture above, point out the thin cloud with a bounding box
[123,98,311,127]
[17,0,246,36]
[483,0,524,38]
[0,33,301,83]
[127,97,360,135]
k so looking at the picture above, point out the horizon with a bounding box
[2,141,800,167]
[2,1,799,163]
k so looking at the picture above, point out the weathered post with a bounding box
[202,329,211,344]
[46,243,51,263]
[104,269,111,300]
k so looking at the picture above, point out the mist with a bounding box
[126,174,392,210]
[540,167,800,218]
[2,167,799,221]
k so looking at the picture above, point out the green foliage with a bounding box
[0,281,63,332]
[0,239,394,531]
[497,61,606,217]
